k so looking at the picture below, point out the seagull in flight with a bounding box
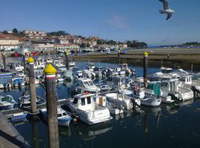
[159,0,175,20]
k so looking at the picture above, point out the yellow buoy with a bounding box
[73,118,78,122]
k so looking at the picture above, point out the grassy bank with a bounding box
[72,48,200,72]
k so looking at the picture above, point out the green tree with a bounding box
[12,28,18,34]
[3,30,8,34]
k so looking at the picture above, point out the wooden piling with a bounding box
[65,50,69,70]
[32,121,39,148]
[44,64,59,148]
[23,54,27,74]
[143,52,148,88]
[2,54,6,71]
[28,57,38,115]
[117,49,121,59]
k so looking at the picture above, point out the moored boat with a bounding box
[40,106,72,126]
[67,93,112,125]
[0,95,16,110]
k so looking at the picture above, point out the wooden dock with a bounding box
[0,113,29,148]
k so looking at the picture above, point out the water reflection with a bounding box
[76,122,112,140]
[59,126,71,137]
[32,121,40,148]
[140,106,162,134]
[164,99,194,114]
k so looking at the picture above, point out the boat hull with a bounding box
[140,98,161,107]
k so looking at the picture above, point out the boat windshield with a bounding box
[83,81,93,86]
[58,114,62,117]
[73,98,78,104]
[87,97,91,104]
[2,97,12,102]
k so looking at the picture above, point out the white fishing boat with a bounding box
[178,86,194,101]
[150,71,194,101]
[67,93,112,125]
[72,78,100,93]
[105,93,133,110]
[145,81,174,104]
[40,106,72,126]
[0,95,16,110]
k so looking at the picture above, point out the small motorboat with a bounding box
[19,92,41,107]
[72,78,100,93]
[40,106,72,127]
[140,96,162,107]
[105,93,133,110]
[0,95,16,110]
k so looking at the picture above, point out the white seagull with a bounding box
[159,0,175,20]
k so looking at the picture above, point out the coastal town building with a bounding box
[23,30,46,39]
[54,44,80,50]
[0,34,21,51]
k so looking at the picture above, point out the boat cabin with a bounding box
[179,75,192,85]
[161,67,173,74]
[73,93,95,111]
[160,78,179,92]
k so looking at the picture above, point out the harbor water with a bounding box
[1,62,200,148]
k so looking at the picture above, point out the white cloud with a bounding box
[107,13,128,29]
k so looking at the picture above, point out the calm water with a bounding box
[1,62,200,148]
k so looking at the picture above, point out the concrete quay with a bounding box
[0,113,29,148]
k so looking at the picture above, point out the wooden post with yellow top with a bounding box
[44,64,59,148]
[28,57,38,115]
[65,50,69,70]
[23,53,27,74]
[117,48,121,59]
[143,51,148,88]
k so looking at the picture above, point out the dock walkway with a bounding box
[0,113,29,148]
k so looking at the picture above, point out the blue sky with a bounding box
[0,0,200,46]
